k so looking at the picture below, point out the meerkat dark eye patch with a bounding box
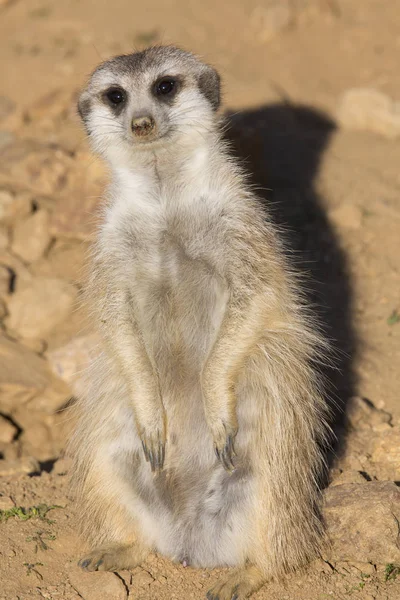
[153,77,179,101]
[103,87,127,110]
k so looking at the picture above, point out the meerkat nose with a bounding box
[131,115,155,137]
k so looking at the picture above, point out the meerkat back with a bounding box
[69,46,331,599]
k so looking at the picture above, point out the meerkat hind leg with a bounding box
[79,542,149,572]
[206,565,266,600]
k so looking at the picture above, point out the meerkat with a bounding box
[69,45,331,599]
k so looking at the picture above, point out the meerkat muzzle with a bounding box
[131,115,155,137]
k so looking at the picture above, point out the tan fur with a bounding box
[68,46,331,598]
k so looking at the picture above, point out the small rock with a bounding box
[0,334,51,389]
[50,154,106,240]
[0,456,40,477]
[250,1,292,43]
[0,96,15,122]
[323,481,400,564]
[0,189,32,223]
[337,88,400,138]
[27,380,70,414]
[0,264,11,297]
[371,427,400,481]
[131,570,155,587]
[0,225,9,249]
[0,131,15,151]
[19,337,47,354]
[18,421,52,460]
[351,562,376,575]
[346,396,392,429]
[25,88,76,126]
[31,240,88,282]
[47,334,99,397]
[69,567,127,600]
[0,250,33,290]
[0,298,6,319]
[0,334,68,412]
[2,442,19,460]
[329,204,362,230]
[330,469,368,487]
[4,277,78,340]
[53,456,72,475]
[11,209,52,263]
[0,141,73,196]
[0,495,15,509]
[0,414,17,443]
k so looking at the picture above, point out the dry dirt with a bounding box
[0,0,399,599]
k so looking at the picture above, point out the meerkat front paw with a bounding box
[211,420,237,473]
[134,404,166,472]
[140,427,166,472]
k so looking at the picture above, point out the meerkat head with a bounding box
[78,46,221,165]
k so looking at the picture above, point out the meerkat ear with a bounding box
[198,66,221,111]
[77,91,92,123]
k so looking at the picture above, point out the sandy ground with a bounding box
[0,0,399,598]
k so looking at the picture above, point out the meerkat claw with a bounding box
[215,434,236,473]
[141,435,165,472]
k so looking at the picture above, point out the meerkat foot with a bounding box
[206,565,265,600]
[78,543,148,572]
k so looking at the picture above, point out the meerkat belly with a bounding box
[119,241,254,565]
[132,239,229,378]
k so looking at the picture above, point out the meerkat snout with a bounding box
[131,114,156,137]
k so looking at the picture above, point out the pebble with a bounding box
[0,224,9,249]
[0,190,32,223]
[0,414,17,444]
[0,96,15,122]
[337,87,400,138]
[31,240,88,282]
[0,264,11,297]
[324,481,400,564]
[0,456,40,477]
[53,456,72,475]
[4,277,78,340]
[250,1,292,43]
[11,209,52,263]
[371,428,400,481]
[330,469,368,487]
[351,562,376,575]
[0,495,15,509]
[0,298,6,319]
[131,570,155,587]
[50,153,106,240]
[68,567,127,600]
[1,142,72,197]
[346,396,392,429]
[18,421,53,460]
[0,130,15,151]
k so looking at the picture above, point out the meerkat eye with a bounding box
[105,87,126,105]
[155,78,177,96]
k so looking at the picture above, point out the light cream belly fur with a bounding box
[97,243,256,567]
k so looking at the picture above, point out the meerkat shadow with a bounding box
[224,103,355,477]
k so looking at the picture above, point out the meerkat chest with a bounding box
[111,193,229,362]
